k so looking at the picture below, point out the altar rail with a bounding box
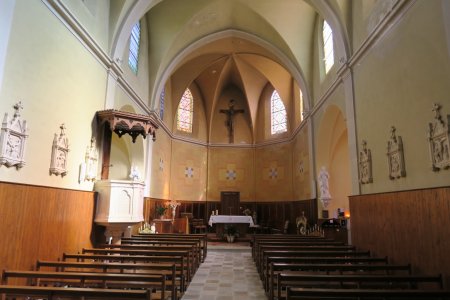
[349,186,450,287]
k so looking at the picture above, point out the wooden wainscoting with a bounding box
[144,198,317,234]
[0,181,95,273]
[349,186,450,286]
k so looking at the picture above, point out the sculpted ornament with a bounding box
[50,124,69,177]
[359,140,373,184]
[428,103,450,171]
[387,126,406,179]
[0,102,28,169]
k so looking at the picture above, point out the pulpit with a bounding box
[94,180,144,243]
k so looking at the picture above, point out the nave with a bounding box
[182,244,264,300]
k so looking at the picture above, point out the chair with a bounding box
[192,218,207,234]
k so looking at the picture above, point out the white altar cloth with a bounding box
[208,215,254,227]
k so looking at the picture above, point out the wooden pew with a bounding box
[252,240,345,258]
[269,262,412,300]
[61,253,185,296]
[255,244,356,266]
[131,233,207,262]
[2,270,169,300]
[277,273,444,300]
[120,239,204,262]
[96,243,200,272]
[81,248,193,283]
[259,249,371,279]
[285,287,450,299]
[0,285,152,299]
[36,260,179,299]
[262,255,387,292]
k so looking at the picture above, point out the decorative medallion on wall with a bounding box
[159,158,164,171]
[185,166,194,178]
[359,140,373,184]
[0,101,28,169]
[428,103,450,171]
[79,137,98,182]
[226,169,237,180]
[387,126,406,179]
[269,167,278,179]
[49,124,69,177]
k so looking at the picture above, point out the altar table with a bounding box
[208,215,254,237]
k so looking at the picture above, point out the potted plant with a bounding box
[155,205,167,219]
[224,225,238,243]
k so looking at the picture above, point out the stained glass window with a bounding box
[128,22,140,74]
[177,88,193,132]
[160,87,165,120]
[323,20,334,74]
[271,90,287,134]
[299,89,304,122]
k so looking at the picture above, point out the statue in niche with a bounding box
[0,101,28,169]
[387,126,406,179]
[428,103,450,171]
[50,123,69,177]
[317,166,331,208]
[359,140,373,184]
[129,165,141,181]
[220,99,244,143]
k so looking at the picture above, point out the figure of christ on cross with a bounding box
[219,99,245,143]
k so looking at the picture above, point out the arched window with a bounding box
[271,90,287,134]
[299,89,304,122]
[177,88,193,132]
[128,21,141,74]
[322,20,334,74]
[159,87,165,120]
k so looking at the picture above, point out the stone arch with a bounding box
[316,105,351,218]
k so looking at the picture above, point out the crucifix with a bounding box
[220,99,244,143]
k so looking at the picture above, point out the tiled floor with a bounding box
[181,246,266,300]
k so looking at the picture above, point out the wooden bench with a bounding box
[96,243,200,272]
[269,262,412,300]
[285,287,450,299]
[260,249,371,279]
[61,253,187,292]
[2,270,170,300]
[82,248,193,283]
[277,273,444,300]
[252,240,345,258]
[262,255,387,292]
[131,233,207,261]
[0,285,152,299]
[120,239,205,262]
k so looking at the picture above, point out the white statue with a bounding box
[318,166,331,199]
[129,165,140,181]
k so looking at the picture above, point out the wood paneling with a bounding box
[144,198,317,234]
[349,187,450,286]
[0,181,95,273]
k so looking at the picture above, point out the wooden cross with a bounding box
[220,99,244,143]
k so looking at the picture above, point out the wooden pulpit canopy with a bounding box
[96,109,158,143]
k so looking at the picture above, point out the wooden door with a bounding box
[220,191,240,215]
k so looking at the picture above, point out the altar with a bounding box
[208,215,254,237]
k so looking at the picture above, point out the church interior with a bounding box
[1,0,450,298]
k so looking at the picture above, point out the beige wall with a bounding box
[150,129,172,200]
[353,0,450,193]
[293,123,312,200]
[0,0,107,190]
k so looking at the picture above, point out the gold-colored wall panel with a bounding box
[0,182,95,272]
[255,143,293,201]
[170,140,207,201]
[207,147,255,201]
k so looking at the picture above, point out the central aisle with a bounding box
[181,246,266,300]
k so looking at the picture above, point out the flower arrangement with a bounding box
[155,205,167,217]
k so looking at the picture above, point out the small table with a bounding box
[208,215,254,237]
